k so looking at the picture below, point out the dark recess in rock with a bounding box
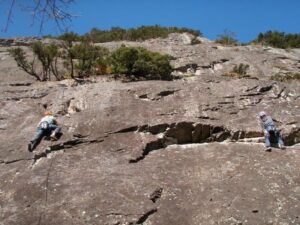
[9,82,32,87]
[149,187,163,203]
[258,85,273,93]
[157,89,179,97]
[135,208,157,224]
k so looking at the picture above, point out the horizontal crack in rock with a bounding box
[9,82,32,87]
[197,116,218,120]
[33,138,104,164]
[126,121,300,163]
[135,208,157,224]
[157,90,180,97]
[111,121,299,163]
[129,122,232,163]
[245,85,259,92]
[129,139,166,163]
[240,92,262,97]
[258,85,273,93]
[114,126,139,134]
[1,158,33,165]
[4,92,49,101]
[138,89,180,101]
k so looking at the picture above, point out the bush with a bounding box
[32,41,62,80]
[85,25,202,43]
[232,63,249,75]
[109,46,173,80]
[253,31,300,49]
[216,29,239,46]
[191,37,201,45]
[58,32,80,43]
[71,42,109,78]
[9,47,41,81]
[271,72,300,82]
[9,39,174,81]
[9,42,62,81]
[59,32,79,78]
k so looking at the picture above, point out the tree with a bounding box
[2,0,75,32]
[85,25,202,43]
[216,29,239,46]
[9,47,41,81]
[9,42,62,81]
[109,46,173,80]
[32,41,61,80]
[253,31,300,49]
[71,42,109,78]
[59,31,79,78]
[109,46,139,75]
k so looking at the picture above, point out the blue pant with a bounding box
[265,130,284,147]
[32,124,61,143]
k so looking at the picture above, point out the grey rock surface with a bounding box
[98,33,300,78]
[0,34,300,225]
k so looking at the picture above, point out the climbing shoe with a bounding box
[28,143,33,152]
[50,132,58,141]
[265,147,271,152]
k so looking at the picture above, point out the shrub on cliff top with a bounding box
[85,25,202,43]
[215,29,239,46]
[109,46,173,80]
[71,42,109,78]
[253,31,300,49]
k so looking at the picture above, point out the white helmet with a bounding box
[259,111,267,118]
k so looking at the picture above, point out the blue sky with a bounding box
[0,0,299,42]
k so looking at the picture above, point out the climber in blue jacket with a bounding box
[258,111,285,151]
[28,111,61,152]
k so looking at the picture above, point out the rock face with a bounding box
[0,34,300,225]
[98,33,300,78]
[0,37,42,47]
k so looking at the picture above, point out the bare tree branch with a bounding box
[3,0,16,32]
[2,0,75,32]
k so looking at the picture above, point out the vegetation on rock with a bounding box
[71,42,109,78]
[62,25,202,43]
[9,42,62,81]
[253,31,300,49]
[9,47,42,81]
[271,72,300,82]
[109,46,173,80]
[232,63,250,75]
[9,39,173,81]
[215,29,239,46]
[32,42,62,80]
[223,63,252,79]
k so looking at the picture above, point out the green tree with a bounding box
[253,31,300,48]
[85,25,202,43]
[109,46,173,80]
[32,42,61,81]
[59,32,80,78]
[9,42,62,81]
[72,42,109,77]
[109,46,139,75]
[9,47,41,81]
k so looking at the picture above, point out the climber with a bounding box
[258,111,285,151]
[28,111,62,152]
